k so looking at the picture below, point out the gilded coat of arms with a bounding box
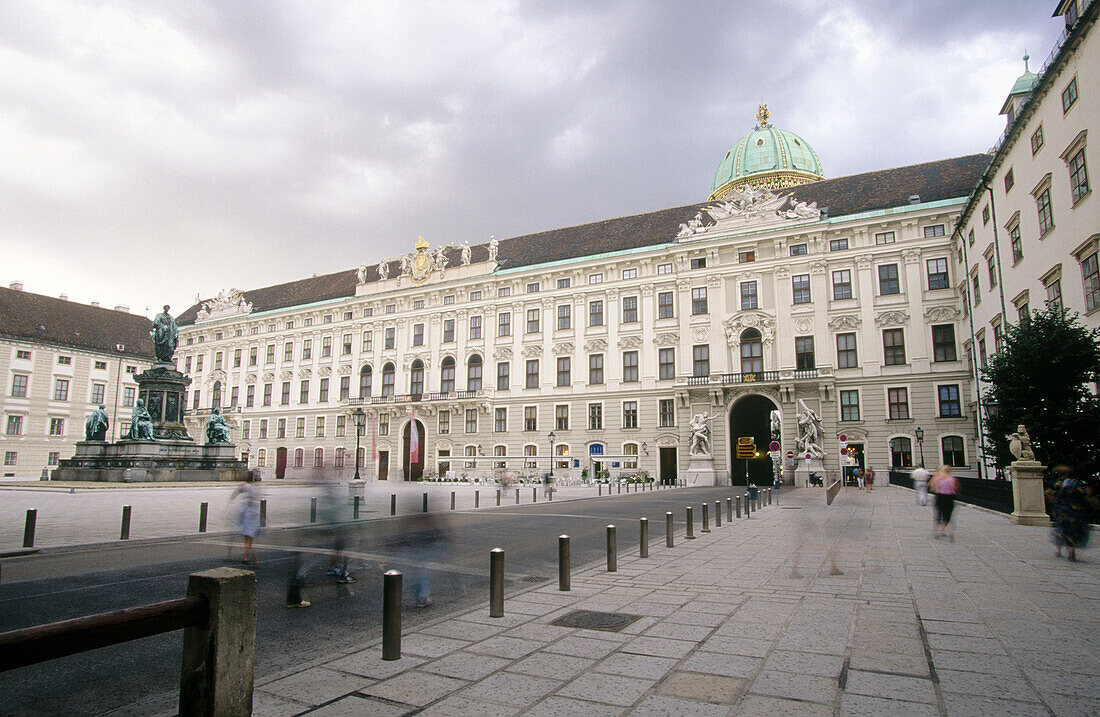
[411,236,432,285]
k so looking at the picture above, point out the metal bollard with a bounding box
[515,488,520,504]
[451,491,456,510]
[23,509,36,548]
[639,518,649,558]
[702,502,710,532]
[533,487,537,502]
[686,506,695,539]
[260,499,267,527]
[599,484,602,496]
[475,490,480,508]
[199,502,209,533]
[714,500,721,527]
[354,495,360,519]
[390,493,396,516]
[496,489,501,506]
[617,482,621,495]
[382,570,402,660]
[736,495,742,518]
[490,548,505,617]
[775,488,779,505]
[422,492,428,513]
[559,535,570,591]
[310,497,317,523]
[770,488,773,506]
[727,496,733,522]
[746,494,752,519]
[666,511,674,547]
[606,525,617,572]
[120,505,132,540]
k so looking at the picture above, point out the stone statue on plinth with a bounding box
[127,399,155,440]
[84,404,110,441]
[689,412,720,455]
[151,305,178,362]
[1006,423,1049,526]
[1008,425,1034,461]
[205,407,231,444]
[796,399,825,459]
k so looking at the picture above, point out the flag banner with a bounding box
[409,409,419,463]
[371,411,377,462]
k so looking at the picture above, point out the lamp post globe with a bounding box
[353,408,367,481]
[915,426,925,467]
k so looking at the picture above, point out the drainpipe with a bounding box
[955,227,987,480]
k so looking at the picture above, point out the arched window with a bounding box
[740,329,763,374]
[524,444,537,469]
[294,448,304,468]
[335,447,345,468]
[409,359,424,397]
[212,380,222,408]
[359,365,373,398]
[314,447,324,468]
[467,354,483,391]
[890,437,912,468]
[464,444,477,468]
[623,443,638,470]
[257,448,266,467]
[941,436,965,467]
[494,444,507,469]
[555,443,570,469]
[381,362,395,397]
[441,357,456,394]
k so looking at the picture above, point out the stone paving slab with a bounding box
[248,485,1099,716]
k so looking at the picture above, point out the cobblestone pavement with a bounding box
[250,485,1100,716]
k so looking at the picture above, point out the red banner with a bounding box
[409,409,419,463]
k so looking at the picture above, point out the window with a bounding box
[971,272,982,306]
[1010,224,1023,263]
[467,355,483,391]
[658,263,673,274]
[384,304,395,315]
[1037,187,1054,235]
[879,264,900,295]
[690,257,707,270]
[942,436,965,467]
[339,376,350,401]
[526,308,540,333]
[413,324,425,346]
[261,383,272,407]
[48,419,66,437]
[497,311,511,336]
[90,383,106,405]
[836,333,858,368]
[495,407,507,432]
[277,418,287,439]
[465,409,477,433]
[53,378,69,401]
[932,325,957,362]
[1004,168,1015,193]
[938,385,961,417]
[741,281,758,309]
[795,336,815,370]
[440,357,455,394]
[358,365,373,398]
[622,401,638,429]
[316,416,326,438]
[409,360,424,396]
[984,252,997,289]
[557,278,571,289]
[982,205,990,225]
[525,359,539,388]
[299,380,309,404]
[693,344,710,377]
[622,268,637,280]
[91,359,106,371]
[923,224,945,238]
[789,243,807,256]
[792,274,811,304]
[927,258,949,289]
[378,414,389,436]
[968,229,975,247]
[883,329,906,365]
[875,231,895,245]
[622,351,639,382]
[526,282,540,294]
[48,451,59,466]
[555,404,569,430]
[293,448,304,468]
[588,273,604,285]
[589,300,604,326]
[622,296,638,323]
[335,448,345,468]
[438,411,450,434]
[840,390,860,421]
[1031,125,1045,155]
[469,316,482,340]
[691,287,708,315]
[283,342,293,362]
[124,386,136,407]
[193,389,201,409]
[11,374,27,397]
[498,286,511,298]
[556,357,571,387]
[829,238,849,252]
[4,451,15,466]
[589,354,604,384]
[6,415,23,435]
[362,331,373,352]
[1061,76,1078,113]
[381,329,393,351]
[659,399,675,427]
[1069,148,1090,204]
[1066,0,1080,25]
[215,352,223,371]
[15,350,30,360]
[249,347,257,366]
[659,348,675,380]
[443,294,455,305]
[978,338,988,368]
[211,381,222,408]
[588,403,603,430]
[195,355,204,372]
[1082,254,1100,312]
[335,414,346,437]
[497,361,510,390]
[467,291,481,301]
[523,444,538,468]
[265,344,275,364]
[524,406,537,431]
[658,291,675,318]
[738,250,755,263]
[557,305,571,330]
[890,437,912,468]
[58,355,71,365]
[318,378,329,403]
[381,363,395,396]
[443,319,455,343]
[1047,278,1063,312]
[259,419,268,439]
[740,330,763,374]
[832,270,852,300]
[887,387,909,419]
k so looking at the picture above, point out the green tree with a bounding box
[982,306,1100,486]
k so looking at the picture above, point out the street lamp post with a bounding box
[353,408,366,481]
[915,426,925,468]
[548,431,556,477]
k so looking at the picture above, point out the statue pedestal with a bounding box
[684,454,723,486]
[795,458,825,486]
[347,480,366,504]
[133,363,193,441]
[1010,460,1050,526]
[53,439,249,482]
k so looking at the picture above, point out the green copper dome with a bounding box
[710,105,824,200]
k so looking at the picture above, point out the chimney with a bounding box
[90,301,101,307]
[9,281,22,291]
[59,293,68,301]
[114,305,130,313]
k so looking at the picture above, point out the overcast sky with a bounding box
[0,0,1065,318]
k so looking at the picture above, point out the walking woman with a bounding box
[231,473,262,564]
[1048,465,1093,562]
[930,465,959,541]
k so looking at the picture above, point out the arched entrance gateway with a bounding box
[728,394,780,486]
[402,419,425,481]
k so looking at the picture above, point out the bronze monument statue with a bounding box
[205,406,231,444]
[84,404,110,441]
[151,305,178,362]
[127,399,155,440]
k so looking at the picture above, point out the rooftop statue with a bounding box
[488,235,499,263]
[206,406,231,444]
[151,305,178,362]
[84,404,110,441]
[377,258,391,280]
[127,399,154,440]
[460,241,472,266]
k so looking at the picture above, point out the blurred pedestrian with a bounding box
[865,465,875,492]
[856,468,866,491]
[412,512,456,608]
[230,473,261,564]
[319,480,356,583]
[912,465,931,506]
[930,465,959,541]
[1048,465,1093,562]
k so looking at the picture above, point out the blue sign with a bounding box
[573,458,580,467]
[612,462,620,468]
[589,444,604,455]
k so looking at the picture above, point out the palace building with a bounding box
[173,104,990,485]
